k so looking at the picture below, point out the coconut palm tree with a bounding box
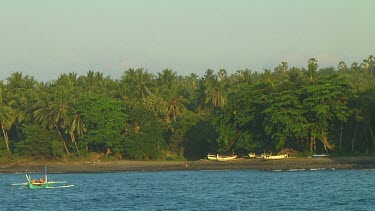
[307,58,318,83]
[6,72,25,92]
[121,68,154,101]
[205,78,227,109]
[218,69,228,81]
[67,113,85,154]
[361,55,374,76]
[135,68,154,100]
[338,61,348,72]
[158,69,177,90]
[0,101,14,154]
[163,87,189,122]
[1,74,36,154]
[34,88,70,155]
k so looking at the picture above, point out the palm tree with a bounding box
[196,80,207,113]
[135,68,154,100]
[6,72,25,92]
[34,89,70,155]
[80,70,98,97]
[163,87,189,122]
[338,61,348,72]
[263,69,277,90]
[218,69,228,81]
[275,62,288,74]
[204,69,216,83]
[242,69,254,84]
[307,58,318,82]
[121,68,154,101]
[0,102,14,154]
[158,69,177,90]
[361,55,374,76]
[53,74,87,155]
[68,113,85,155]
[205,78,227,109]
[190,73,199,88]
[0,78,31,155]
[281,61,288,74]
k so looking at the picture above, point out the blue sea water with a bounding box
[1,169,374,210]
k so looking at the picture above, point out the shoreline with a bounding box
[1,156,374,174]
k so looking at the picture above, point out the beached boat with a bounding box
[207,153,218,161]
[313,149,329,158]
[206,153,238,161]
[248,153,256,158]
[12,167,74,189]
[216,154,237,161]
[313,154,329,158]
[263,154,288,160]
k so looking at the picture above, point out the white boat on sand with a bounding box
[248,153,256,158]
[206,154,238,161]
[263,154,288,160]
[313,154,329,158]
[216,154,237,161]
[207,153,217,161]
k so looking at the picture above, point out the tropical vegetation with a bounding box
[1,55,375,161]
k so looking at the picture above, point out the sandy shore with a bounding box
[1,156,374,174]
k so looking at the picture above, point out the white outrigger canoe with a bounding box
[206,154,238,161]
[207,153,218,161]
[262,154,288,160]
[216,154,238,161]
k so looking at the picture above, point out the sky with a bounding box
[1,0,374,81]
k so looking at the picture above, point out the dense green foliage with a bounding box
[76,95,128,156]
[1,55,375,160]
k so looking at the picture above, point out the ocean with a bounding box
[2,169,374,210]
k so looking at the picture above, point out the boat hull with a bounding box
[207,154,217,161]
[28,182,53,189]
[216,155,237,161]
[25,174,73,189]
[248,153,256,158]
[313,154,329,158]
[263,154,288,160]
[207,154,238,161]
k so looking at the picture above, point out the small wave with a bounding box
[310,168,326,171]
[199,170,228,172]
[359,168,375,171]
[287,169,305,171]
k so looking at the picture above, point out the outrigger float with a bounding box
[12,167,74,189]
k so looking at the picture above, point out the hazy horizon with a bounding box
[1,0,374,81]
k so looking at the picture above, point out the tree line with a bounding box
[0,55,374,161]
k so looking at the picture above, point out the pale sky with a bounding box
[1,0,374,81]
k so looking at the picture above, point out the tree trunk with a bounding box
[106,148,111,156]
[364,128,368,155]
[54,122,70,155]
[321,130,334,151]
[1,125,11,154]
[369,124,375,147]
[352,122,358,152]
[340,124,343,149]
[310,136,316,153]
[70,133,80,156]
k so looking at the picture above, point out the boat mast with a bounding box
[45,166,48,183]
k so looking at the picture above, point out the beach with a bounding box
[1,156,374,173]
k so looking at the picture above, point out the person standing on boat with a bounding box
[38,178,44,183]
